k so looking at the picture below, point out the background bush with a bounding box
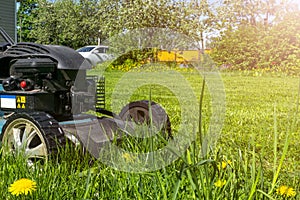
[210,11,300,75]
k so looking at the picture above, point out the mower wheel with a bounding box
[119,100,171,137]
[1,112,66,165]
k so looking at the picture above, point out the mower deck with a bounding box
[59,115,132,158]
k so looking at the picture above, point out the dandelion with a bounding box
[217,160,232,170]
[227,160,232,166]
[286,187,296,197]
[277,185,297,198]
[214,179,226,188]
[122,153,135,163]
[9,178,37,196]
[287,187,297,197]
[277,185,288,196]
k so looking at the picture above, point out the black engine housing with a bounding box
[0,43,96,120]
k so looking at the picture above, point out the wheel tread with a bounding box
[1,112,66,156]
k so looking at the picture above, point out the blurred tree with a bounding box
[17,0,38,42]
[31,0,100,48]
[216,0,299,30]
[211,6,300,72]
[183,0,218,50]
[29,0,218,50]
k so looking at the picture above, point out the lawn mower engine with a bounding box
[0,46,95,119]
[0,28,171,164]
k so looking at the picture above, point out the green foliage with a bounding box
[107,48,154,71]
[211,10,300,75]
[29,0,101,48]
[211,24,260,70]
[17,0,39,42]
[216,0,299,29]
[18,0,218,49]
[110,48,153,65]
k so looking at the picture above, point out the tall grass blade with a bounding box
[198,78,206,156]
[269,106,291,194]
[247,146,259,200]
[272,105,278,185]
[83,169,92,199]
[269,130,290,194]
[296,78,300,114]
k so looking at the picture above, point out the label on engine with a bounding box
[0,95,16,109]
[16,96,26,109]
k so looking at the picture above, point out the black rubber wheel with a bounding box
[119,100,171,137]
[1,112,66,165]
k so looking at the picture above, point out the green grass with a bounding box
[0,69,299,199]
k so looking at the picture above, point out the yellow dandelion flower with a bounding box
[277,185,288,196]
[221,161,227,169]
[122,153,135,163]
[214,179,226,188]
[227,160,232,166]
[277,185,297,197]
[217,162,225,170]
[217,160,232,170]
[9,178,37,196]
[287,187,296,197]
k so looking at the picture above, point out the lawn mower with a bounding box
[0,27,171,164]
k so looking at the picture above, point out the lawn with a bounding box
[1,69,299,199]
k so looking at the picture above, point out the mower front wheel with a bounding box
[119,100,171,137]
[1,112,66,165]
